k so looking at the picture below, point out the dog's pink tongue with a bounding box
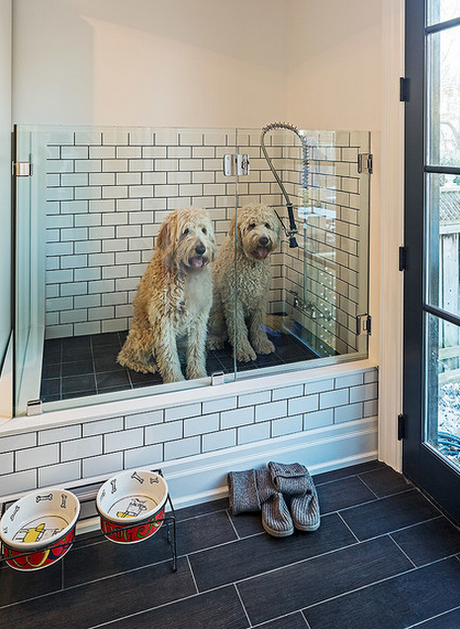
[257,247,268,259]
[191,257,204,268]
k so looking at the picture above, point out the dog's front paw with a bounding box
[187,367,207,380]
[207,335,224,351]
[161,370,185,383]
[252,338,275,355]
[235,345,257,363]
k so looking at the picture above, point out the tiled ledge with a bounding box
[0,359,377,436]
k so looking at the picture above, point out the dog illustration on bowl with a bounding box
[115,497,149,519]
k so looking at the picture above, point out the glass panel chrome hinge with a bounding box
[211,371,225,386]
[26,399,42,416]
[356,314,372,336]
[13,161,32,177]
[357,153,373,174]
[223,154,250,177]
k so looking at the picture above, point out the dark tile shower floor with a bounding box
[2,462,460,629]
[40,330,319,403]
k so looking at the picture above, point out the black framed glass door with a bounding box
[404,0,460,522]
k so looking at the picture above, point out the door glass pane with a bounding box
[426,173,460,316]
[425,312,460,471]
[428,0,460,25]
[427,25,460,166]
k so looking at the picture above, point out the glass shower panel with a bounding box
[239,128,370,371]
[14,125,239,415]
[13,124,371,415]
[14,126,47,416]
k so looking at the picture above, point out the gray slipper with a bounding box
[290,484,321,531]
[268,461,310,496]
[256,468,294,537]
[261,492,294,537]
[227,469,261,515]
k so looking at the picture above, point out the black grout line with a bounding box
[354,472,381,499]
[185,555,200,595]
[225,508,241,540]
[301,610,313,629]
[388,534,418,569]
[233,583,253,628]
[337,511,360,543]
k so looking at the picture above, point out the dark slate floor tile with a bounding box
[190,513,357,592]
[175,498,228,522]
[409,607,460,628]
[207,356,229,374]
[317,475,377,514]
[93,349,125,372]
[391,516,460,566]
[340,488,440,540]
[130,370,163,387]
[96,369,131,391]
[62,359,94,377]
[91,332,122,348]
[117,330,128,344]
[41,378,60,399]
[101,585,248,629]
[229,510,265,538]
[176,510,237,555]
[42,362,61,378]
[237,536,412,626]
[62,335,91,351]
[303,557,460,629]
[313,461,385,485]
[359,466,413,497]
[63,526,174,587]
[0,561,63,607]
[61,373,97,395]
[43,338,62,363]
[61,347,93,363]
[0,557,195,629]
[256,612,309,629]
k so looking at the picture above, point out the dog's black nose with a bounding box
[195,244,206,255]
[259,236,269,246]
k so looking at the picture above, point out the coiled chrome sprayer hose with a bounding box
[260,122,309,248]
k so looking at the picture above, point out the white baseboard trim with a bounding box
[76,415,377,535]
[164,416,378,510]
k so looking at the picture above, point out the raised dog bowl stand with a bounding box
[0,469,177,574]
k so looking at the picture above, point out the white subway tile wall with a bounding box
[43,126,369,358]
[0,367,378,496]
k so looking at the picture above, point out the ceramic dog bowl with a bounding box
[0,488,80,571]
[96,470,168,544]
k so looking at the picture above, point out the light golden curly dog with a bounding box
[117,207,217,383]
[208,203,281,362]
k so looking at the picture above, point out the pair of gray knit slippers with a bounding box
[228,461,320,537]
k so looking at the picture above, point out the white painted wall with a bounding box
[12,0,383,131]
[12,0,289,127]
[287,0,383,132]
[0,0,11,373]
